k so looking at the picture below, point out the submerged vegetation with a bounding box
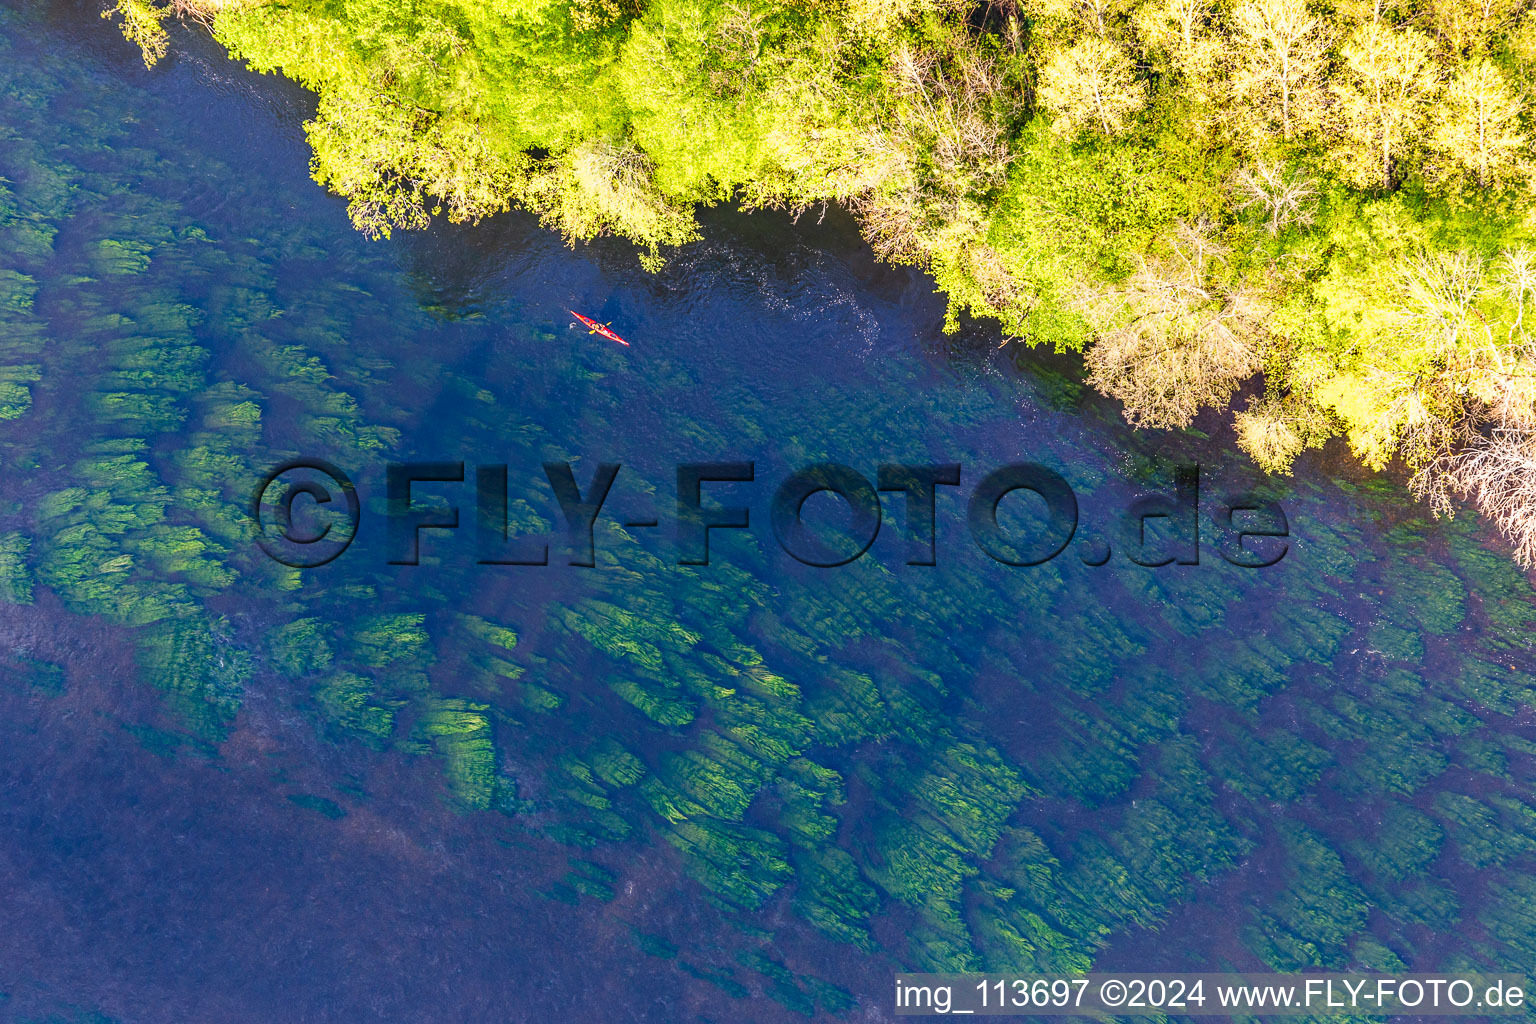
[112,0,1536,565]
[8,1,1536,1015]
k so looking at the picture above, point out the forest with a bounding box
[107,0,1536,565]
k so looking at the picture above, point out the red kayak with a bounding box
[569,310,629,347]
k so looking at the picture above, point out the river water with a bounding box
[3,3,1535,1022]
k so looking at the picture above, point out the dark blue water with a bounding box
[3,4,1536,1023]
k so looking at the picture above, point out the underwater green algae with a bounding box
[6,5,1536,1019]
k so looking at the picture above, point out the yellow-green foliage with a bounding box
[103,0,170,67]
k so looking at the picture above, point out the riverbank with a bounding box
[105,0,1536,565]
